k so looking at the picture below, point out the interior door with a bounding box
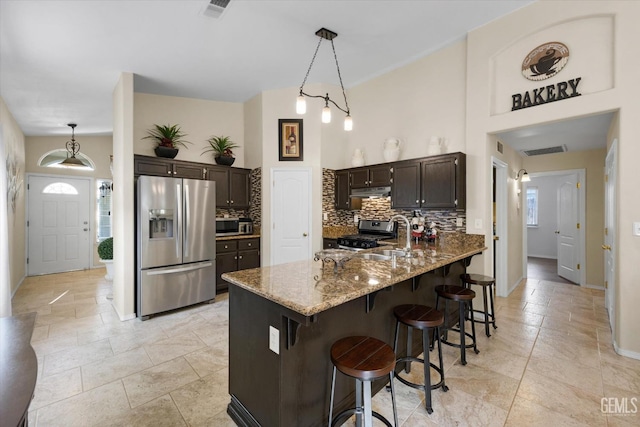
[27,175,91,275]
[271,169,311,266]
[604,142,616,332]
[557,173,580,283]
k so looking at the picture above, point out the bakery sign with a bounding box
[512,42,581,111]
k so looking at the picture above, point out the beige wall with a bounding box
[523,149,606,287]
[133,93,245,167]
[0,96,26,295]
[345,39,467,168]
[466,0,640,355]
[243,93,263,170]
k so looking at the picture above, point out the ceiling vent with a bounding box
[522,145,567,156]
[203,0,231,19]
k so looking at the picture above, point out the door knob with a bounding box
[602,244,611,250]
[303,233,308,237]
[493,236,499,241]
[554,231,560,234]
[83,228,88,231]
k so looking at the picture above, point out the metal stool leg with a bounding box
[355,379,363,426]
[389,372,398,427]
[490,283,497,330]
[459,300,467,365]
[423,328,433,414]
[435,326,448,392]
[329,366,336,426]
[482,286,490,337]
[469,299,479,354]
[362,380,372,427]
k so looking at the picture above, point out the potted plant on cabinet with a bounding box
[143,124,190,159]
[97,237,114,282]
[203,135,239,166]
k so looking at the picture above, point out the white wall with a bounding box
[526,175,566,259]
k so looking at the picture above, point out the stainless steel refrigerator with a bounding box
[137,175,216,319]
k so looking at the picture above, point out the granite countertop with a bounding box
[217,233,261,241]
[222,233,486,317]
[322,226,358,239]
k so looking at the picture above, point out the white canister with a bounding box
[427,136,445,156]
[351,148,365,167]
[383,138,401,162]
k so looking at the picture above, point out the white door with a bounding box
[556,173,580,283]
[604,141,617,332]
[28,175,92,275]
[271,169,311,266]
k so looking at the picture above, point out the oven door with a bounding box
[338,244,364,252]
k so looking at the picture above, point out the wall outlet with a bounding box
[634,222,640,236]
[456,218,464,227]
[474,219,483,229]
[323,212,328,221]
[269,326,279,355]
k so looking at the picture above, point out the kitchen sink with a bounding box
[369,249,410,257]
[354,253,392,261]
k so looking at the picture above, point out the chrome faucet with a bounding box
[388,215,411,252]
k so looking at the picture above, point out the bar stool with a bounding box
[392,304,448,414]
[329,336,398,427]
[460,274,497,337]
[435,285,479,365]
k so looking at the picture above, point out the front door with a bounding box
[557,173,580,284]
[28,175,91,275]
[271,168,311,266]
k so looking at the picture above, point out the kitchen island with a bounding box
[222,233,485,427]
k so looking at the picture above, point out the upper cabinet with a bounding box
[134,155,206,180]
[334,170,351,210]
[208,167,250,209]
[134,155,251,209]
[350,165,393,189]
[391,152,466,210]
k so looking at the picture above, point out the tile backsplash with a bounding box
[322,168,465,232]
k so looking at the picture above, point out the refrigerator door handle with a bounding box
[145,262,213,276]
[176,183,181,260]
[184,183,190,258]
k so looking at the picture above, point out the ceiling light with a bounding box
[59,123,88,168]
[516,168,531,182]
[297,28,353,131]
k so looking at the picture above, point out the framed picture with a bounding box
[278,119,303,161]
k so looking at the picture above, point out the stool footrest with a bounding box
[441,329,480,352]
[331,408,393,427]
[396,356,447,392]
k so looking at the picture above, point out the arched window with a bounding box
[37,149,95,170]
[42,182,78,195]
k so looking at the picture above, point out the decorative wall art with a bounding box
[278,119,303,161]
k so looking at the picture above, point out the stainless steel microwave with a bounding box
[216,218,239,236]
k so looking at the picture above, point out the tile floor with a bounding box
[11,268,640,426]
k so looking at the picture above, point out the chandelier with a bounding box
[59,123,86,167]
[296,28,353,131]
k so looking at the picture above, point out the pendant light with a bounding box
[296,28,353,131]
[59,123,86,167]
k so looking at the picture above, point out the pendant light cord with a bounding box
[330,39,350,115]
[299,37,323,91]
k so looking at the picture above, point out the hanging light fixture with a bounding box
[296,28,353,131]
[59,123,86,167]
[516,168,531,182]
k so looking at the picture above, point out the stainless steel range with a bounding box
[337,220,397,250]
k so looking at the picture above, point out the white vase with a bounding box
[383,138,401,162]
[427,136,448,156]
[351,148,365,167]
[101,259,114,281]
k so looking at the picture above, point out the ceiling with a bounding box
[0,0,535,137]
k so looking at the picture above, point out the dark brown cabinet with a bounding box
[391,153,465,209]
[323,238,339,249]
[134,155,206,179]
[350,165,392,189]
[208,167,251,208]
[334,170,351,210]
[216,238,260,292]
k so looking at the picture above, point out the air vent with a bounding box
[203,0,231,18]
[496,141,503,154]
[522,145,567,156]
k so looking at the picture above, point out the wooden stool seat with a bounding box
[394,304,444,329]
[392,305,448,414]
[329,336,398,427]
[331,336,396,380]
[435,285,475,301]
[460,274,498,337]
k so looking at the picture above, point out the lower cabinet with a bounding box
[216,238,260,292]
[323,238,339,249]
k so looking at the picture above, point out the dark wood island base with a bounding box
[225,242,483,427]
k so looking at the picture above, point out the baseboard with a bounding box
[10,275,26,298]
[111,301,136,321]
[583,283,605,291]
[613,340,640,361]
[527,254,557,260]
[507,276,524,296]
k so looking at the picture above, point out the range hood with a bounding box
[349,186,391,198]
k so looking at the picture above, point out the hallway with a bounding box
[527,256,575,285]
